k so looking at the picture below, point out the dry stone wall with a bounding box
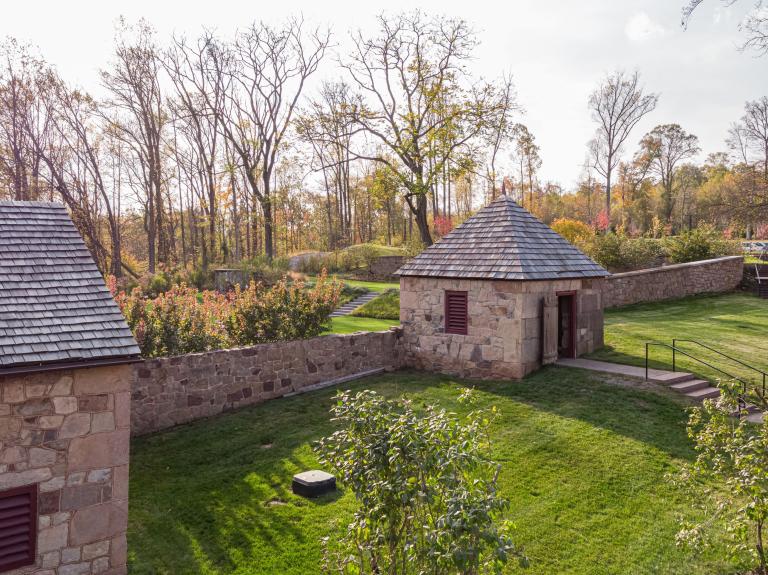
[131,330,402,436]
[0,364,132,575]
[602,256,743,308]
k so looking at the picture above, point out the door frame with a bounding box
[556,290,577,359]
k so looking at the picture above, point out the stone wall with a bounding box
[0,364,132,575]
[602,256,743,308]
[131,330,402,436]
[353,256,408,281]
[400,276,604,380]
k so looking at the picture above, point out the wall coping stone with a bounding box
[608,256,743,279]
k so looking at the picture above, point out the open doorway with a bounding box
[557,292,576,359]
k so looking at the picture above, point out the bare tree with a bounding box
[101,19,169,273]
[588,70,658,222]
[484,73,520,201]
[23,68,128,277]
[0,39,47,200]
[640,123,700,225]
[341,11,501,246]
[164,32,227,268]
[514,124,541,210]
[208,18,329,261]
[683,1,768,54]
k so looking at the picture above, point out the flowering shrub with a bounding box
[110,272,341,358]
[663,225,739,264]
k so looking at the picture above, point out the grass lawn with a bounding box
[591,292,768,385]
[325,315,399,334]
[128,368,742,575]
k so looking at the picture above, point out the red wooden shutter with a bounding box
[445,290,468,335]
[0,484,37,572]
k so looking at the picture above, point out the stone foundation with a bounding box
[602,256,743,308]
[131,330,402,436]
[0,364,132,575]
[400,276,604,380]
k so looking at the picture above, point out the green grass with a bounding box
[325,315,399,334]
[591,292,768,384]
[351,289,400,320]
[128,368,742,574]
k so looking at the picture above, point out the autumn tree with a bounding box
[588,70,658,223]
[341,11,504,246]
[640,124,700,225]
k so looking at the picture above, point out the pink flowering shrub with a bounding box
[110,271,341,358]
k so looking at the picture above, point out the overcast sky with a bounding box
[2,0,764,188]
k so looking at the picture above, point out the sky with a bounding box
[1,0,764,189]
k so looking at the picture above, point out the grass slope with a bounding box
[591,292,768,384]
[128,368,742,575]
[351,289,400,320]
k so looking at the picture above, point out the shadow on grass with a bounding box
[127,367,695,574]
[456,366,696,462]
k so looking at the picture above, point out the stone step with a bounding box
[556,358,693,384]
[329,291,382,317]
[670,379,710,393]
[685,386,721,400]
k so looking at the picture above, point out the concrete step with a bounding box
[670,379,710,393]
[685,386,721,400]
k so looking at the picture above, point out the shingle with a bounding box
[0,201,141,370]
[396,196,609,281]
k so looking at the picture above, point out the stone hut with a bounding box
[0,202,141,575]
[397,196,609,379]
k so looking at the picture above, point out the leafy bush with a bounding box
[316,389,527,574]
[582,233,662,272]
[663,225,739,264]
[225,274,341,346]
[350,289,400,320]
[671,382,768,574]
[551,218,594,245]
[112,272,341,358]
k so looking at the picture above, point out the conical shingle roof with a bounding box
[396,196,609,281]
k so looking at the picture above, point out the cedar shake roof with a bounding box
[396,195,609,281]
[0,201,141,371]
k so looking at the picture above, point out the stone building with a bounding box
[397,196,609,379]
[0,202,141,575]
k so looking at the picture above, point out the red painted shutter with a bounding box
[0,484,36,572]
[445,290,468,335]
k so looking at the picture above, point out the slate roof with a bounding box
[0,201,141,371]
[396,195,609,281]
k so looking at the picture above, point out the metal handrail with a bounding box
[645,343,748,388]
[672,339,767,396]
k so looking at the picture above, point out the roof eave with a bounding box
[0,355,143,378]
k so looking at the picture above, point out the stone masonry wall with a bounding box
[0,364,132,575]
[602,256,743,308]
[131,330,402,436]
[400,276,604,380]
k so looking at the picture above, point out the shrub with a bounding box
[582,233,661,272]
[112,272,341,358]
[551,218,594,245]
[316,389,527,574]
[671,382,768,574]
[663,225,739,264]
